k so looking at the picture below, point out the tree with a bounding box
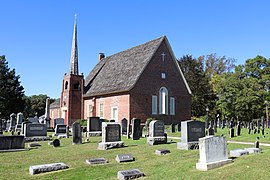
[178,55,215,117]
[24,94,55,118]
[0,55,25,118]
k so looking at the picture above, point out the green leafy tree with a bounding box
[0,55,25,118]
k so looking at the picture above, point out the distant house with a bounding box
[50,18,191,126]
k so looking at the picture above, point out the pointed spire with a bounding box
[70,14,79,75]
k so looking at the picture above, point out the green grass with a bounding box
[1,129,270,179]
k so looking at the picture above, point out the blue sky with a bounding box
[1,1,270,98]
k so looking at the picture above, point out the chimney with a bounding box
[99,53,105,61]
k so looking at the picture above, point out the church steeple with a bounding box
[70,14,78,75]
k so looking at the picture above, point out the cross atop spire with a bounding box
[70,14,79,75]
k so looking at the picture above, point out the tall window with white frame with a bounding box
[159,87,168,115]
[170,97,175,115]
[99,103,104,118]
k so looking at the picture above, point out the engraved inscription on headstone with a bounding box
[117,169,145,180]
[86,158,108,165]
[116,154,134,163]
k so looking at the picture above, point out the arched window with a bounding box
[159,87,168,115]
[65,81,68,90]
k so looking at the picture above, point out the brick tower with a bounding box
[60,15,84,126]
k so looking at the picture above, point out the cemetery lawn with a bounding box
[1,130,270,179]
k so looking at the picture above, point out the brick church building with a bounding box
[50,18,191,126]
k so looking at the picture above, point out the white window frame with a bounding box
[111,106,118,122]
[152,95,158,115]
[159,87,168,115]
[170,97,175,115]
[161,73,166,79]
[99,103,104,118]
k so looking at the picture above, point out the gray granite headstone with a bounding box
[177,120,205,150]
[16,112,23,125]
[85,158,108,165]
[147,120,167,145]
[230,149,249,157]
[171,124,176,133]
[29,162,68,175]
[131,118,141,140]
[72,122,82,145]
[24,123,47,137]
[98,122,124,150]
[55,124,67,135]
[54,118,64,129]
[115,154,134,163]
[117,169,145,180]
[27,117,39,124]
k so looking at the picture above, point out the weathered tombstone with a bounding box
[29,163,68,175]
[1,119,6,132]
[8,113,16,131]
[230,149,249,157]
[54,124,67,135]
[131,118,141,140]
[244,147,262,154]
[24,123,47,137]
[27,117,39,124]
[52,139,60,147]
[236,122,241,136]
[53,118,64,129]
[86,117,102,136]
[0,135,25,151]
[171,124,176,133]
[121,118,128,135]
[115,154,134,163]
[147,120,167,145]
[85,158,108,165]
[72,122,82,145]
[16,112,23,125]
[229,128,234,138]
[117,169,145,180]
[177,120,205,150]
[98,122,124,150]
[196,136,232,171]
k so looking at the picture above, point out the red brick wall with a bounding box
[130,39,191,124]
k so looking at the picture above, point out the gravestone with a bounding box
[21,122,30,135]
[86,158,108,165]
[230,149,249,157]
[236,122,241,136]
[27,117,39,124]
[52,139,60,147]
[177,120,205,150]
[16,112,23,125]
[147,120,167,145]
[115,154,134,163]
[117,169,145,180]
[54,118,64,129]
[72,122,82,145]
[121,118,128,135]
[86,117,102,136]
[171,124,176,133]
[131,118,141,140]
[229,128,234,138]
[244,147,262,154]
[98,122,124,150]
[55,124,67,135]
[196,136,232,171]
[8,113,16,131]
[0,135,25,151]
[155,149,170,155]
[1,119,6,132]
[24,123,47,137]
[207,125,214,136]
[29,162,69,175]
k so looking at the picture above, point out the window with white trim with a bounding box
[159,87,168,115]
[161,73,166,79]
[152,95,157,115]
[99,103,104,118]
[170,97,175,115]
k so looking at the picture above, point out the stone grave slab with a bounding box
[86,158,108,165]
[230,149,249,157]
[24,123,47,137]
[29,162,69,175]
[244,147,262,154]
[155,149,171,155]
[116,154,134,163]
[117,169,145,180]
[196,136,232,171]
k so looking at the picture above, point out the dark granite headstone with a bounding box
[53,118,64,129]
[0,135,25,150]
[24,123,47,137]
[115,154,134,163]
[86,158,108,165]
[55,124,67,134]
[117,169,145,180]
[72,122,82,145]
[236,122,241,136]
[171,124,176,133]
[131,118,141,140]
[121,118,128,135]
[230,128,234,138]
[87,117,101,132]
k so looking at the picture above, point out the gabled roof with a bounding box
[84,36,165,97]
[50,98,60,109]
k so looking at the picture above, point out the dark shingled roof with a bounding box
[84,36,165,97]
[50,98,60,109]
